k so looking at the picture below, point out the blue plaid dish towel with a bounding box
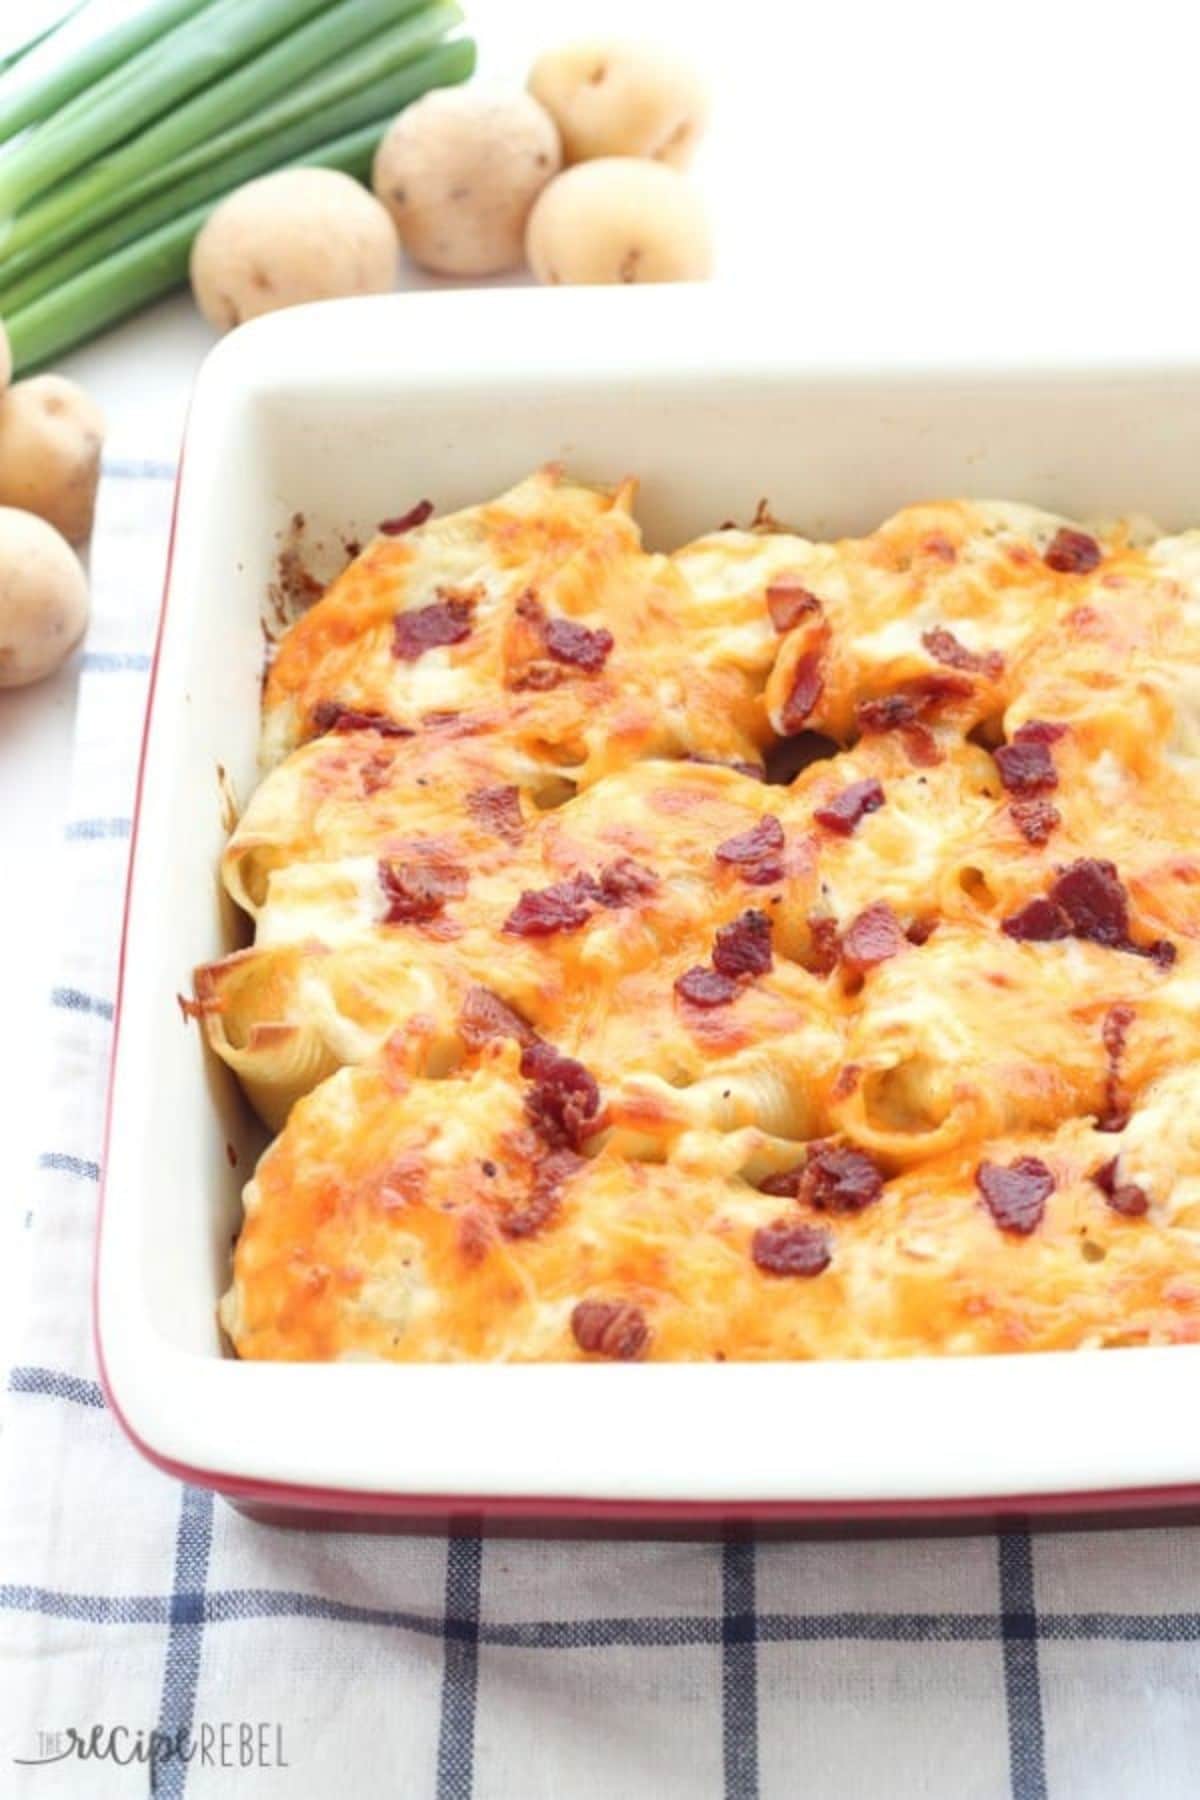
[3,462,1200,1800]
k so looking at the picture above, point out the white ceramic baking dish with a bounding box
[96,286,1200,1528]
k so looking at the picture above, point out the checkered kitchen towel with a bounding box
[3,463,1200,1800]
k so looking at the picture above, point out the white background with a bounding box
[2,0,1199,1359]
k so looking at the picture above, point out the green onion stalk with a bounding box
[0,0,336,221]
[0,0,460,292]
[4,41,476,375]
[0,31,469,315]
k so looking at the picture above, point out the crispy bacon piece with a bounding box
[994,739,1057,794]
[543,615,614,671]
[310,701,414,739]
[502,860,656,936]
[379,499,433,535]
[500,1150,580,1240]
[1044,527,1101,574]
[459,986,537,1050]
[571,1299,651,1359]
[594,857,656,906]
[751,1221,833,1278]
[840,901,904,972]
[766,578,822,633]
[503,874,598,936]
[675,966,739,1008]
[855,673,974,767]
[1098,1002,1135,1133]
[378,859,467,923]
[712,909,773,979]
[976,1156,1055,1234]
[1093,1156,1150,1218]
[466,784,524,841]
[520,1042,601,1150]
[814,777,885,836]
[805,915,841,977]
[392,595,473,661]
[922,626,1004,679]
[715,815,785,884]
[1001,896,1073,943]
[1050,859,1130,948]
[1010,797,1060,845]
[760,1143,884,1214]
[779,648,825,733]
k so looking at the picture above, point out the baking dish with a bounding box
[96,285,1200,1528]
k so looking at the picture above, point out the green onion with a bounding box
[0,0,213,140]
[0,0,456,282]
[4,42,476,374]
[0,32,469,315]
[0,0,336,219]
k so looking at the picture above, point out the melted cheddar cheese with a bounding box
[203,474,1200,1361]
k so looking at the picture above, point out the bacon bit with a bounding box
[1098,1003,1135,1133]
[762,1143,884,1213]
[905,918,937,946]
[459,986,538,1050]
[543,615,614,672]
[379,499,434,535]
[1044,527,1101,574]
[856,673,974,767]
[806,915,841,977]
[994,739,1057,794]
[712,909,773,979]
[976,1156,1055,1234]
[310,701,413,739]
[751,1220,833,1278]
[392,595,473,661]
[814,777,885,837]
[779,648,825,732]
[466,784,524,841]
[500,1150,580,1240]
[521,1042,601,1149]
[503,874,597,936]
[1051,858,1132,948]
[766,578,822,633]
[502,859,656,936]
[922,626,1004,679]
[840,901,904,972]
[1093,1156,1150,1218]
[596,857,658,906]
[378,859,467,924]
[675,966,739,1008]
[1010,797,1060,844]
[1001,897,1073,943]
[571,1299,650,1360]
[1011,719,1068,745]
[715,815,785,884]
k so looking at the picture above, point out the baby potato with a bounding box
[0,507,89,688]
[528,40,708,168]
[190,169,398,333]
[372,88,561,277]
[0,374,105,543]
[525,158,712,286]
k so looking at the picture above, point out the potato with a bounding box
[0,507,89,687]
[525,158,712,286]
[0,374,105,543]
[190,169,398,333]
[372,88,560,277]
[528,41,708,168]
[0,320,10,397]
